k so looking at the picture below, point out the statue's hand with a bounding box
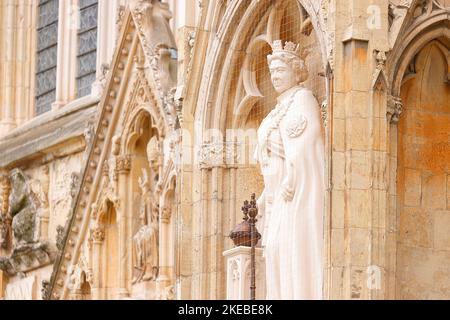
[281,181,294,202]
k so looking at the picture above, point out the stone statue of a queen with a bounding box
[254,40,325,300]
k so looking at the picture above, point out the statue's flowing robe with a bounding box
[132,195,159,279]
[255,86,325,300]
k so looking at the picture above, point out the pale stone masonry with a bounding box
[0,0,449,300]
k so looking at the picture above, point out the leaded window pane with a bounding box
[78,28,97,56]
[38,0,59,29]
[79,0,99,10]
[37,23,58,51]
[77,73,97,98]
[36,90,56,116]
[36,68,57,96]
[36,0,59,115]
[36,45,58,73]
[76,0,98,98]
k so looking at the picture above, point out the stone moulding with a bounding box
[47,3,179,299]
[0,96,98,168]
[0,241,56,277]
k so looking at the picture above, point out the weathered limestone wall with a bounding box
[396,41,450,299]
[0,0,449,301]
[330,0,392,300]
[0,97,96,299]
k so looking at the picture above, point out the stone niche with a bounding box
[396,39,450,299]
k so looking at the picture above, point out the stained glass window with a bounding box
[76,0,98,98]
[36,0,59,115]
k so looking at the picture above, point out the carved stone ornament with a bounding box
[0,169,57,276]
[0,171,12,249]
[285,115,308,138]
[91,227,105,243]
[321,100,328,128]
[41,280,51,300]
[387,95,404,124]
[130,0,177,95]
[161,206,171,224]
[198,142,237,169]
[132,170,159,284]
[116,155,132,174]
[388,0,411,47]
[163,87,180,129]
[56,225,66,251]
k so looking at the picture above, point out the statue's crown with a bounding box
[271,40,309,60]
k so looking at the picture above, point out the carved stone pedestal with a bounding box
[130,280,158,300]
[223,246,266,300]
[0,242,56,277]
[4,275,37,300]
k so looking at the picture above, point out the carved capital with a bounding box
[91,227,105,243]
[116,155,132,174]
[161,206,171,224]
[198,142,238,169]
[387,95,403,124]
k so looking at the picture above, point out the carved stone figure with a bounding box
[8,169,38,247]
[0,169,56,277]
[254,40,325,300]
[132,170,159,283]
[147,136,162,171]
[389,0,410,47]
[130,0,177,95]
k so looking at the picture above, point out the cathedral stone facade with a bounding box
[0,0,449,300]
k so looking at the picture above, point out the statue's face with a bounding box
[269,59,297,94]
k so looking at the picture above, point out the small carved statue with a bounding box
[8,169,39,248]
[388,0,410,47]
[147,136,162,171]
[132,170,159,283]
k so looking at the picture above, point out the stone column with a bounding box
[0,0,36,135]
[97,0,119,76]
[0,0,17,134]
[91,227,105,300]
[116,155,131,299]
[52,0,78,110]
[331,0,391,300]
[157,206,172,291]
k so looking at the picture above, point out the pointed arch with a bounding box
[188,0,332,299]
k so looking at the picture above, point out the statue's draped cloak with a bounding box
[255,86,325,300]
